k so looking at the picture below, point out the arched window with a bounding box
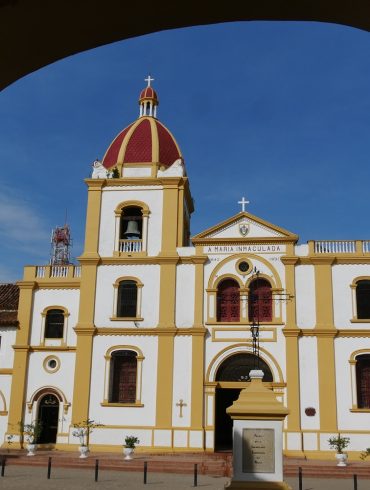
[356,280,370,319]
[356,354,370,409]
[109,350,137,403]
[215,353,273,382]
[216,279,240,322]
[45,309,64,338]
[249,278,272,322]
[117,280,138,318]
[120,206,143,252]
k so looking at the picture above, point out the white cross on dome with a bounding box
[145,75,154,87]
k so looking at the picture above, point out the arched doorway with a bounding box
[215,353,273,450]
[37,394,59,444]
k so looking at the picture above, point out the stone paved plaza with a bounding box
[0,465,369,490]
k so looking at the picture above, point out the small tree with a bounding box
[328,434,350,454]
[124,435,140,449]
[72,419,102,447]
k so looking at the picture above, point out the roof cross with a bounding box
[238,196,250,212]
[145,75,154,87]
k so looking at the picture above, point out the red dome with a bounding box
[102,117,182,169]
[139,86,158,103]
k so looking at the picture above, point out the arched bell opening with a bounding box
[119,206,143,253]
[214,352,273,451]
[120,207,143,239]
[37,393,60,444]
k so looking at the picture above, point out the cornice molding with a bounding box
[36,281,80,289]
[192,237,296,245]
[281,257,299,265]
[96,327,206,336]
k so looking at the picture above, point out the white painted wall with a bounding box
[0,375,12,441]
[175,264,195,327]
[98,186,164,257]
[0,327,16,367]
[295,244,309,256]
[29,289,80,346]
[332,264,370,328]
[94,264,160,328]
[26,351,76,403]
[172,336,192,426]
[24,351,76,435]
[295,265,316,328]
[89,335,158,427]
[299,337,320,430]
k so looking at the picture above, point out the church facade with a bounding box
[1,80,370,457]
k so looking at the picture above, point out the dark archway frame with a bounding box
[2,1,370,91]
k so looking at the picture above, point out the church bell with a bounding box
[124,220,141,238]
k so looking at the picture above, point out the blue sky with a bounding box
[1,21,370,282]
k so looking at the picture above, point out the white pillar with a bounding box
[142,214,149,253]
[114,214,121,252]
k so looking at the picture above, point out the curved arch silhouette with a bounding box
[2,2,370,90]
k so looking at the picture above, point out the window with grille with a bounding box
[356,280,370,319]
[45,309,64,338]
[117,280,137,317]
[356,354,370,408]
[109,351,137,403]
[248,278,272,322]
[216,279,240,322]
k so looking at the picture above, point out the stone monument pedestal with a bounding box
[225,370,291,490]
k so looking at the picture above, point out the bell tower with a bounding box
[71,78,194,425]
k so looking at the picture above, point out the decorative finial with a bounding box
[238,196,250,212]
[145,75,154,87]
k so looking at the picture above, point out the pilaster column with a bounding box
[72,179,103,423]
[311,257,337,431]
[316,330,338,431]
[155,180,182,427]
[7,271,36,439]
[281,256,301,432]
[191,257,207,429]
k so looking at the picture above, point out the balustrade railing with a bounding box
[314,240,356,254]
[35,265,81,278]
[51,266,68,277]
[36,266,46,278]
[119,239,142,253]
[74,266,81,277]
[363,241,370,254]
[312,240,370,254]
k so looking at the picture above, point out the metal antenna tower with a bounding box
[50,222,72,265]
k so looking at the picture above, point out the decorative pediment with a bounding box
[192,212,298,244]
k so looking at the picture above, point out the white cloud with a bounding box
[0,184,50,255]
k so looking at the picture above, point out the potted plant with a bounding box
[328,434,350,466]
[123,435,140,460]
[72,419,102,458]
[23,421,42,456]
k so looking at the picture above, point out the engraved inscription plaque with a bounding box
[242,428,275,473]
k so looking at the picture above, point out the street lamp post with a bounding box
[250,267,260,370]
